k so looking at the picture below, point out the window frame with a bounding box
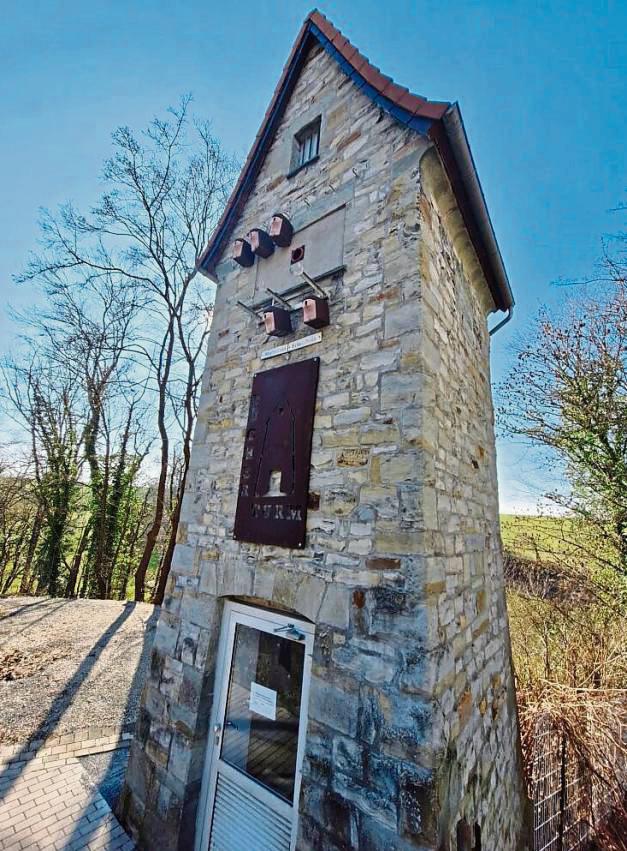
[289,117,321,176]
[195,600,314,851]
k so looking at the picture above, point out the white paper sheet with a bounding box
[249,681,277,720]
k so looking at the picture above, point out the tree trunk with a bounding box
[134,435,168,601]
[119,491,150,600]
[150,306,201,606]
[19,509,43,594]
[134,325,175,602]
[83,396,108,598]
[37,496,71,597]
[2,531,29,595]
[79,556,91,598]
[151,470,186,605]
[65,524,89,597]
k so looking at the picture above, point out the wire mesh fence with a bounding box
[530,716,626,851]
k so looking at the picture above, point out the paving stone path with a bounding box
[0,754,135,850]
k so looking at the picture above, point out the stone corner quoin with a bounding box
[119,20,530,851]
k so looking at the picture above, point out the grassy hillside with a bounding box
[502,513,627,691]
[500,513,577,560]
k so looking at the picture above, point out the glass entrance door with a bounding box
[198,603,313,851]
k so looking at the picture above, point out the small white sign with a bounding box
[260,331,322,361]
[249,682,277,720]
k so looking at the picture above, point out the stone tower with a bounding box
[120,11,530,851]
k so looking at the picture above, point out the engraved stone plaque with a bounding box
[234,358,319,548]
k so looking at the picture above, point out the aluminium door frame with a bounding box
[195,600,315,851]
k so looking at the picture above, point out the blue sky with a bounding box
[1,0,625,512]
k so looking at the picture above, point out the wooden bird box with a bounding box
[269,213,294,248]
[232,238,255,267]
[303,296,330,329]
[264,306,292,337]
[249,228,274,258]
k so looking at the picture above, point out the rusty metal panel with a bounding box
[234,358,319,548]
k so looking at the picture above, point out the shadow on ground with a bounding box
[0,597,159,849]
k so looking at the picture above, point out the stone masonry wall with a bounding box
[120,42,529,851]
[418,150,530,848]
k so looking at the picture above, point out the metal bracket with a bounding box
[302,270,328,299]
[236,300,263,321]
[266,287,292,309]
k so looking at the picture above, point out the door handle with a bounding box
[213,723,222,745]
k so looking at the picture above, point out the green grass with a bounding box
[502,513,627,690]
[500,513,579,561]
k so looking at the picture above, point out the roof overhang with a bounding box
[429,106,513,311]
[197,9,513,313]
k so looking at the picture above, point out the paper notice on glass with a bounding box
[249,682,277,720]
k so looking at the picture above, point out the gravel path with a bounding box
[0,597,158,745]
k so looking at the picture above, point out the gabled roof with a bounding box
[197,10,513,313]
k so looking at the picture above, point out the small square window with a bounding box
[294,119,320,170]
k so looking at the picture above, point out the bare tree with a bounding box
[2,358,84,596]
[500,231,627,839]
[15,276,151,598]
[499,235,627,577]
[151,306,211,605]
[19,98,236,600]
[0,458,40,594]
[112,483,154,600]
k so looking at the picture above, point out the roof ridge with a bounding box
[196,10,450,278]
[196,10,512,313]
[307,8,449,118]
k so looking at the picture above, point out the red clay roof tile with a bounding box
[309,10,447,119]
[351,51,370,74]
[397,91,426,112]
[381,82,409,102]
[415,100,449,120]
[310,12,335,40]
[331,33,350,52]
[197,9,453,275]
[342,44,360,64]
